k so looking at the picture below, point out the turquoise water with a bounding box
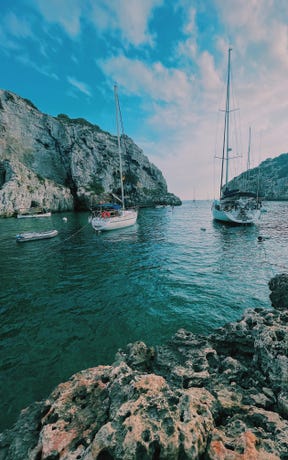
[0,200,287,431]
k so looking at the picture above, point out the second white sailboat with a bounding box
[211,48,261,225]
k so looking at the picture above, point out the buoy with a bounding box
[258,235,270,242]
[63,217,67,222]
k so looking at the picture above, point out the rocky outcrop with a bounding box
[0,158,74,216]
[1,273,288,459]
[0,90,181,216]
[228,153,288,200]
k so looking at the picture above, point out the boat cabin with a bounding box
[90,203,121,218]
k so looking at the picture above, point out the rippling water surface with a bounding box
[0,200,287,430]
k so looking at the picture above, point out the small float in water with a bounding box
[16,229,58,242]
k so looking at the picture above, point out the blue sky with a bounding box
[1,0,288,199]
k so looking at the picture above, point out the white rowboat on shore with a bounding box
[17,207,51,218]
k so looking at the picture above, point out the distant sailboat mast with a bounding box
[247,126,251,171]
[114,84,125,210]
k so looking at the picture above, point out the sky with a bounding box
[1,0,288,200]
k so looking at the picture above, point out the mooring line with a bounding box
[49,222,91,249]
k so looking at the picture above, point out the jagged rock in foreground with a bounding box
[0,89,181,216]
[1,274,288,459]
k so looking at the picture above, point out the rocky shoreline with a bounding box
[1,274,288,459]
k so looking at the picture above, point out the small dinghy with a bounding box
[17,207,51,218]
[16,229,58,242]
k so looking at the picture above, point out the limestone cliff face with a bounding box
[0,90,181,217]
[228,153,288,200]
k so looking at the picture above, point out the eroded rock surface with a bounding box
[1,274,287,459]
[0,90,181,216]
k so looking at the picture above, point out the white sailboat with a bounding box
[212,48,261,225]
[90,85,138,232]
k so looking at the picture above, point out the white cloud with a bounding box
[5,12,34,39]
[31,0,82,37]
[31,0,163,46]
[198,52,222,91]
[90,0,163,47]
[98,54,191,103]
[215,0,288,70]
[0,28,21,52]
[0,10,61,77]
[67,76,92,96]
[269,21,288,69]
[17,54,59,80]
[0,11,35,53]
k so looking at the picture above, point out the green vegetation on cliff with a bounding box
[229,152,288,200]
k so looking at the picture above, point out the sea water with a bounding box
[0,200,287,431]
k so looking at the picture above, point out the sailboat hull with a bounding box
[212,199,260,225]
[90,209,138,231]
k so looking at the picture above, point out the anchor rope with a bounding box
[56,222,90,245]
[42,221,92,250]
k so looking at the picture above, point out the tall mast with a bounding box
[114,85,125,210]
[220,47,232,196]
[225,48,232,186]
[247,126,251,171]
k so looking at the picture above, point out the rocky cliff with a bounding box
[228,153,288,200]
[1,273,288,459]
[0,90,181,217]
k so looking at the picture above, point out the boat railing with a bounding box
[91,209,121,218]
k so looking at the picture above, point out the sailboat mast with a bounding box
[114,85,125,210]
[225,47,232,186]
[220,48,232,196]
